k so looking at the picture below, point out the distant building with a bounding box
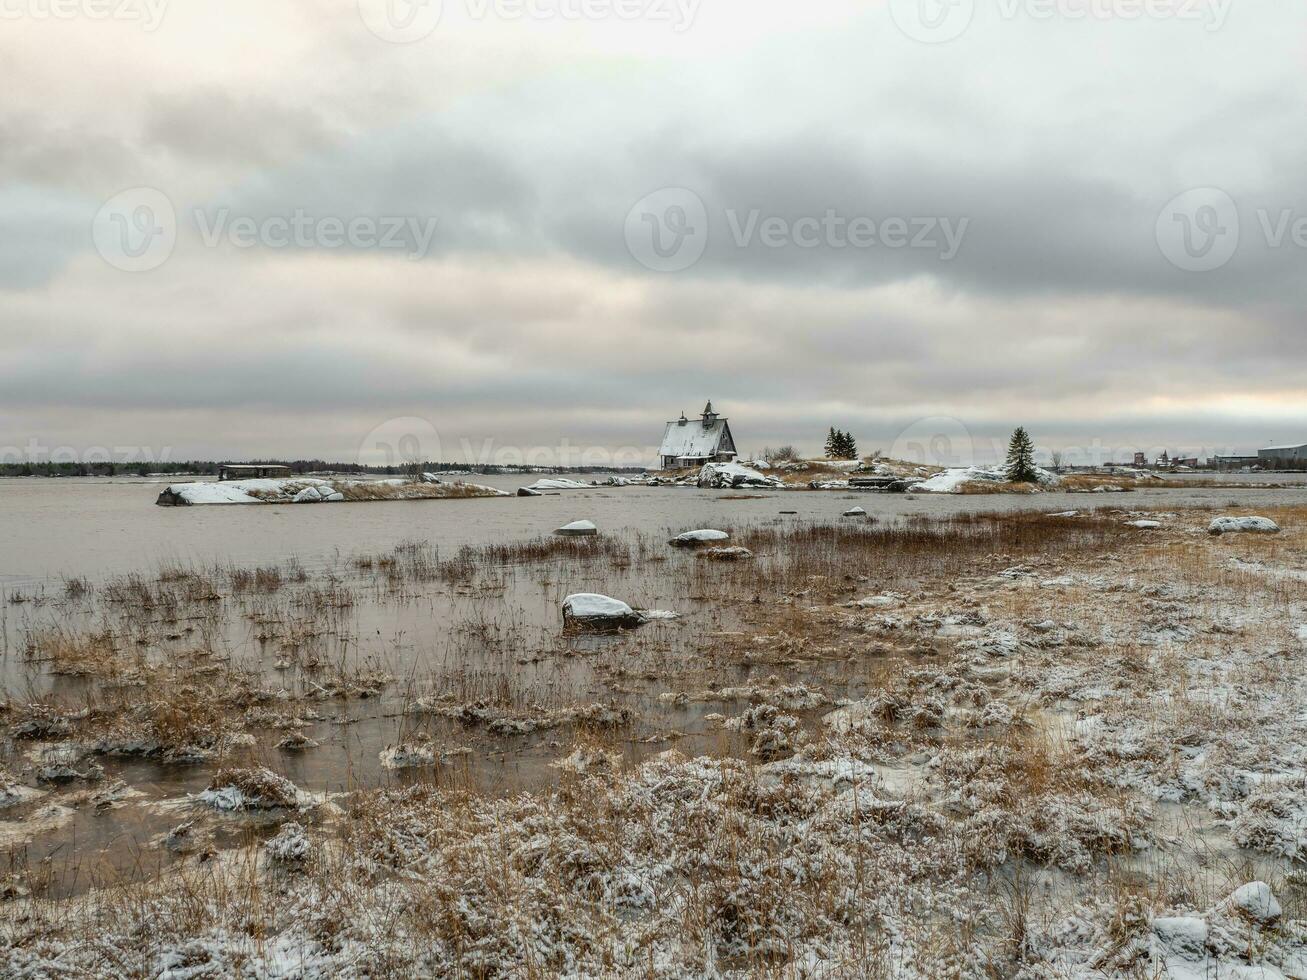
[1211,455,1260,470]
[1133,452,1147,467]
[218,463,291,482]
[658,401,738,470]
[1259,444,1307,468]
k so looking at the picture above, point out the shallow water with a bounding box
[3,472,1306,899]
[4,473,1305,586]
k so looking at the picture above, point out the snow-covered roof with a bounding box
[658,418,732,459]
[1260,444,1307,452]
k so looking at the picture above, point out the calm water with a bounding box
[2,471,1306,897]
[3,473,1305,586]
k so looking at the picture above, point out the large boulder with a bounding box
[1209,516,1280,536]
[697,462,782,489]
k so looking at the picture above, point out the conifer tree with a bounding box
[825,427,839,459]
[840,430,858,460]
[1005,427,1038,483]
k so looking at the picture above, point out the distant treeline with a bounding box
[0,460,649,478]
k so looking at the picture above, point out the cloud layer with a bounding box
[2,1,1304,464]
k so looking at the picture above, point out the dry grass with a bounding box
[335,480,500,502]
[6,502,1307,975]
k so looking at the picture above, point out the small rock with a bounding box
[562,593,644,630]
[842,506,868,518]
[555,520,598,536]
[265,821,313,864]
[276,731,319,751]
[696,546,753,561]
[1223,881,1281,926]
[517,487,542,497]
[669,529,730,548]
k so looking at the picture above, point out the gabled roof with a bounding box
[1261,444,1307,452]
[659,418,731,459]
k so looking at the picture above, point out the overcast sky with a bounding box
[2,0,1303,466]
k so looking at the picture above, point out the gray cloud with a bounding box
[2,4,1306,461]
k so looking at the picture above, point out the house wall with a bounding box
[1259,446,1307,465]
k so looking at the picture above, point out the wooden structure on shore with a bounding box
[217,464,291,482]
[658,402,738,470]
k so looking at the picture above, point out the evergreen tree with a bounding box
[840,430,858,460]
[825,427,839,459]
[1005,427,1038,483]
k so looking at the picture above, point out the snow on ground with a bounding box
[910,465,1060,493]
[158,478,508,505]
[522,478,593,491]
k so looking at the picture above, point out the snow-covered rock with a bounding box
[669,529,731,548]
[292,485,344,503]
[843,506,868,518]
[379,742,437,769]
[1222,881,1281,925]
[1209,516,1280,535]
[265,822,313,864]
[697,462,781,489]
[1126,519,1162,529]
[555,519,598,536]
[910,465,1059,494]
[517,487,542,496]
[157,477,502,506]
[523,478,592,491]
[562,593,644,629]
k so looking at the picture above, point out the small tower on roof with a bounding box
[701,401,718,427]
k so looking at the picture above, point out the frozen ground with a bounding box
[3,505,1307,975]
